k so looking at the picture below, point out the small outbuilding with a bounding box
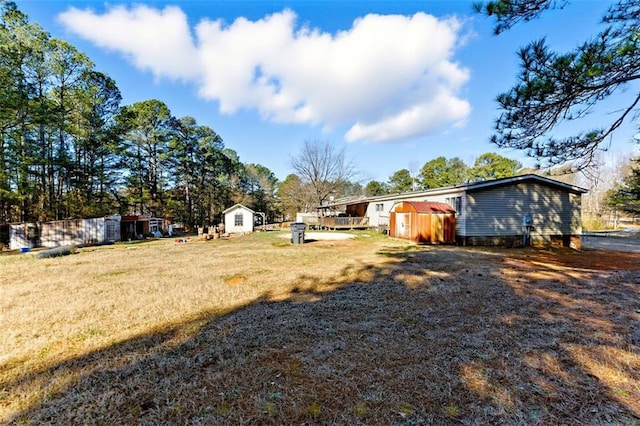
[389,201,456,244]
[1,216,121,250]
[223,204,256,234]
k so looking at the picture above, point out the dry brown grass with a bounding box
[1,231,639,425]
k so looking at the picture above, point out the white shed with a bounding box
[223,204,255,234]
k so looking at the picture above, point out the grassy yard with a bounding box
[1,231,639,424]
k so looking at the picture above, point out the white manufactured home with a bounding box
[1,216,121,250]
[333,174,587,248]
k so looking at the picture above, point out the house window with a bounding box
[375,203,384,212]
[444,196,461,212]
[234,213,243,227]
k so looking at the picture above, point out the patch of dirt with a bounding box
[224,276,244,285]
[304,232,355,240]
[506,247,640,271]
[278,231,355,241]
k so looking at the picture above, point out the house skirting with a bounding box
[457,234,581,250]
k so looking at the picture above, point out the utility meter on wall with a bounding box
[523,215,533,227]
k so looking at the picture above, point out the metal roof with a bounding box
[463,173,588,194]
[394,201,456,213]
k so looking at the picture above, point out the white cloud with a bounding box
[58,6,471,143]
[345,89,470,142]
[58,5,199,81]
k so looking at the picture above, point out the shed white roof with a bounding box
[222,203,255,214]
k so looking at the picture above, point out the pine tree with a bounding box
[476,0,640,170]
[607,159,640,214]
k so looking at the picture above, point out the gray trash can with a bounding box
[290,222,306,244]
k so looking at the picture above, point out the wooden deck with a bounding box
[319,216,369,230]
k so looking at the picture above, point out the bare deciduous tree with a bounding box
[290,140,358,209]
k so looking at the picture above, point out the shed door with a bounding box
[396,213,411,239]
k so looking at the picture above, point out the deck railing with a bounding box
[319,216,369,229]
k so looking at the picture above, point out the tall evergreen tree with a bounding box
[388,169,413,193]
[46,39,93,219]
[169,116,232,227]
[607,158,640,214]
[0,2,286,227]
[365,180,389,196]
[243,163,279,222]
[70,70,122,216]
[468,152,521,181]
[0,2,49,221]
[117,99,175,216]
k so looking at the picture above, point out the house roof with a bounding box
[463,173,588,194]
[222,203,255,214]
[395,201,456,213]
[320,173,588,209]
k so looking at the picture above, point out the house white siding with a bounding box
[365,201,395,228]
[364,191,466,231]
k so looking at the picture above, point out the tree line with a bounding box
[364,152,522,196]
[0,2,279,227]
[275,146,531,220]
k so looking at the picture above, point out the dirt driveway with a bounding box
[581,233,640,253]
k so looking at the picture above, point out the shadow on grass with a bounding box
[3,247,640,424]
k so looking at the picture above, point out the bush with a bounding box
[582,215,613,231]
[36,246,75,259]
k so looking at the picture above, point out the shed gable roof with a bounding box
[395,201,455,213]
[222,203,255,215]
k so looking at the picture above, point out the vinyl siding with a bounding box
[365,201,395,227]
[224,207,254,233]
[463,182,581,238]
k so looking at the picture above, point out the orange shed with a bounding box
[389,201,456,244]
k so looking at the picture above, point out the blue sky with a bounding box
[17,0,639,181]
